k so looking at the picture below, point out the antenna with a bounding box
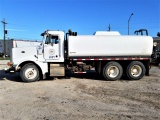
[108,24,111,31]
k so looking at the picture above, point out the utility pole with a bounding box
[1,18,7,58]
[128,13,134,35]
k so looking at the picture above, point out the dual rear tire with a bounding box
[103,62,123,80]
[126,61,146,80]
[102,61,146,81]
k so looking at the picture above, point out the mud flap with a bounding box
[145,61,150,76]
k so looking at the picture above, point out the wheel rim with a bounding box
[107,66,119,78]
[130,65,142,77]
[25,68,37,79]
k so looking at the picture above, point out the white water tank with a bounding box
[94,31,121,36]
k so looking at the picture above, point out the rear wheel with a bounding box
[103,62,123,80]
[126,61,146,80]
[20,63,40,82]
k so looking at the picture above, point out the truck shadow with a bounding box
[0,70,22,82]
[65,70,130,81]
[66,70,105,81]
[0,70,5,81]
[1,70,130,82]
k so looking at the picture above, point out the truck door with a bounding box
[44,34,60,60]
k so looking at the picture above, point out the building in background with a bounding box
[0,39,41,57]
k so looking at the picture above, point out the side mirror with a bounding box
[41,33,44,36]
[55,40,59,44]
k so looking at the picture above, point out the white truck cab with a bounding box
[38,30,65,62]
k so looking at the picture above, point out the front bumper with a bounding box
[5,66,16,73]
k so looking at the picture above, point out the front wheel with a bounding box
[126,61,146,80]
[20,63,40,82]
[103,62,123,81]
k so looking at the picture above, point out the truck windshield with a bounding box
[45,35,59,44]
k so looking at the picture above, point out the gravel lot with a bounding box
[0,61,160,120]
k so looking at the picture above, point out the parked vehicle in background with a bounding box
[134,29,160,65]
[134,29,148,36]
[151,32,160,64]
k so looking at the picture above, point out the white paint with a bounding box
[68,35,153,57]
[94,31,121,35]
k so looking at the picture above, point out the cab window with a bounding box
[45,35,59,44]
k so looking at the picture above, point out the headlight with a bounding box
[153,42,157,46]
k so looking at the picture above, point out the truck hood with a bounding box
[11,47,38,65]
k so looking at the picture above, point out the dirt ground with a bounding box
[0,63,160,120]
